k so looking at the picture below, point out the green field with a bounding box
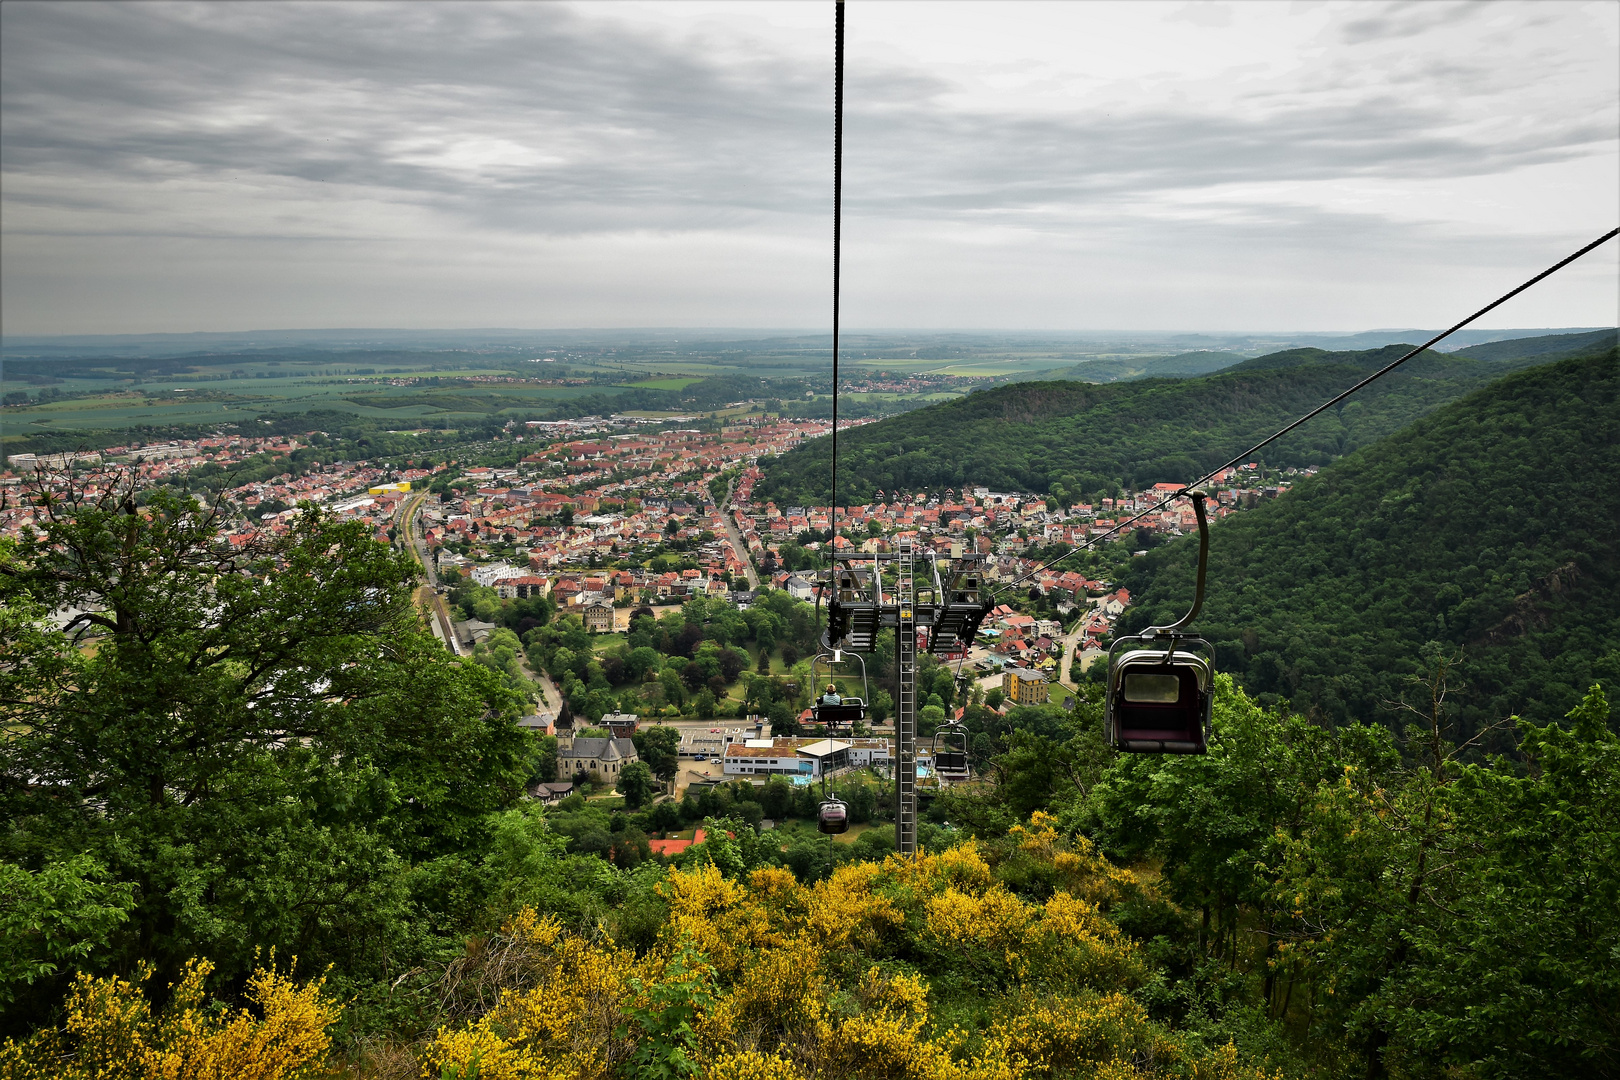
[0,350,641,440]
[620,376,704,390]
[5,328,1463,447]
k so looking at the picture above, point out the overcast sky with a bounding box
[2,0,1615,336]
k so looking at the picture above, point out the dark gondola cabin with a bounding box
[818,798,849,835]
[1105,639,1213,754]
[1104,488,1214,755]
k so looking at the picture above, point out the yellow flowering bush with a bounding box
[803,861,904,954]
[993,991,1157,1076]
[1022,892,1147,991]
[423,838,1283,1080]
[1008,812,1139,905]
[0,957,336,1080]
[421,919,641,1080]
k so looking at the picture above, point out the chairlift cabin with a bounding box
[1104,633,1214,753]
[1104,490,1215,755]
[811,650,868,732]
[817,795,849,835]
[933,721,970,782]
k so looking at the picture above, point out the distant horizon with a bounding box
[6,323,1613,346]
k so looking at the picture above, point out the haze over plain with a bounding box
[1,0,1616,336]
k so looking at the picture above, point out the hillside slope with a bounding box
[754,331,1613,505]
[1119,344,1619,733]
[1063,350,1247,382]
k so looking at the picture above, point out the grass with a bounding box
[1,364,623,431]
[620,377,703,390]
[771,818,885,844]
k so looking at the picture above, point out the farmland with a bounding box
[4,326,1578,458]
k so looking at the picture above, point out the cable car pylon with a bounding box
[818,1,991,854]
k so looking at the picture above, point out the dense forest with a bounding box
[753,330,1617,505]
[1061,349,1247,382]
[1119,344,1619,734]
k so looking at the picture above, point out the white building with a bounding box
[329,497,377,516]
[722,736,891,781]
[722,738,818,780]
[7,451,103,471]
[843,738,892,769]
[472,562,525,587]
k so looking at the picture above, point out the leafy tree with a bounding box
[648,801,683,834]
[757,777,794,820]
[1271,683,1619,1078]
[617,762,656,810]
[0,856,134,1010]
[633,725,682,782]
[768,700,800,737]
[617,942,715,1079]
[626,646,663,682]
[660,668,687,709]
[612,827,653,870]
[0,477,532,1007]
[531,734,559,784]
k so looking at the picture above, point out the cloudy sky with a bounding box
[2,0,1615,336]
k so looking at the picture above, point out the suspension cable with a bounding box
[831,0,844,545]
[993,225,1619,599]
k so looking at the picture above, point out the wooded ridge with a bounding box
[1120,343,1620,734]
[753,330,1618,505]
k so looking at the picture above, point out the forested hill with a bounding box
[753,330,1614,505]
[1226,326,1617,372]
[1120,342,1619,733]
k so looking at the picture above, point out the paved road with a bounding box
[718,476,760,589]
[523,657,565,716]
[1056,617,1086,692]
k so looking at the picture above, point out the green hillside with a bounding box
[1119,343,1620,733]
[754,331,1613,505]
[1451,326,1618,362]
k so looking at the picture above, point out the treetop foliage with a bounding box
[0,474,535,1026]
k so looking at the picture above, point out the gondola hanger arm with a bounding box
[1143,489,1210,646]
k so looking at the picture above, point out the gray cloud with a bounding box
[5,1,1610,236]
[1,0,1614,333]
[1340,0,1485,45]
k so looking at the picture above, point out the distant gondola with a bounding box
[817,794,849,834]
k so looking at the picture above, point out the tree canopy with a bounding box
[0,476,534,1027]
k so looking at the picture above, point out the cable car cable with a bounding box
[991,225,1619,600]
[830,0,844,548]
